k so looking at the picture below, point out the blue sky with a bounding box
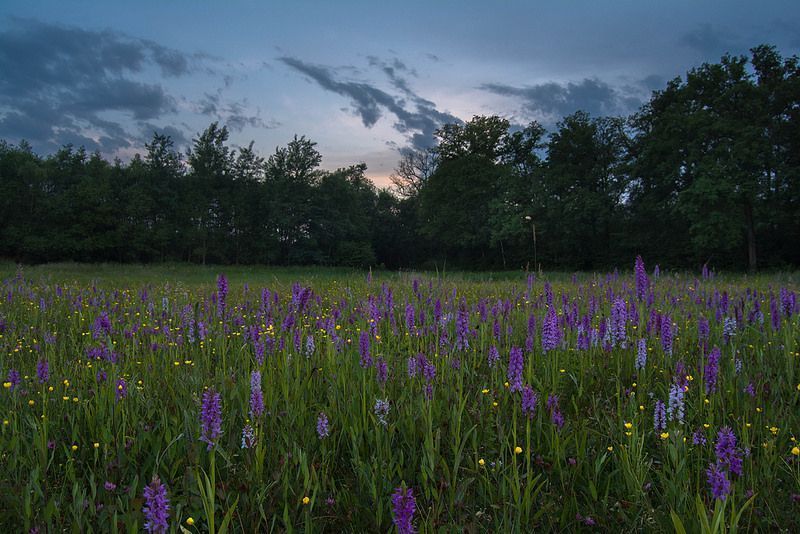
[0,1,797,185]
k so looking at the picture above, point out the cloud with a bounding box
[0,18,201,155]
[679,23,743,59]
[279,55,459,150]
[195,91,279,132]
[481,78,644,126]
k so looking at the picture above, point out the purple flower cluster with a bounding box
[704,346,721,395]
[241,424,256,449]
[423,359,436,400]
[635,338,647,371]
[359,330,372,368]
[455,299,470,351]
[200,387,222,450]
[541,305,560,353]
[6,368,20,391]
[692,428,707,445]
[391,486,416,534]
[249,370,264,418]
[667,383,685,423]
[487,345,499,368]
[521,385,538,419]
[706,427,743,501]
[714,427,743,476]
[635,255,649,301]
[376,357,388,386]
[706,463,731,501]
[661,316,673,356]
[143,475,170,533]
[317,412,330,439]
[374,398,390,427]
[507,347,524,392]
[216,273,228,317]
[546,394,564,429]
[36,358,49,384]
[653,400,666,432]
[611,297,627,348]
[115,378,127,402]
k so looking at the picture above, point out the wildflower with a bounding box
[422,360,436,400]
[722,318,737,344]
[507,347,524,393]
[186,517,195,526]
[216,273,228,317]
[317,412,330,439]
[199,388,222,450]
[692,428,707,445]
[359,330,372,368]
[661,316,673,356]
[611,297,627,348]
[706,463,731,501]
[391,486,416,534]
[660,432,670,440]
[487,345,499,368]
[715,427,743,476]
[376,357,388,387]
[541,305,561,353]
[374,399,390,427]
[635,338,647,371]
[249,371,264,419]
[6,369,20,391]
[697,316,710,343]
[115,378,127,401]
[791,447,799,456]
[36,359,49,384]
[667,383,685,424]
[704,346,721,395]
[521,385,538,419]
[302,496,310,505]
[241,424,256,449]
[514,446,523,454]
[653,400,666,432]
[407,356,417,378]
[478,458,485,466]
[635,255,649,301]
[455,298,470,351]
[547,394,565,429]
[143,475,170,533]
[104,481,116,491]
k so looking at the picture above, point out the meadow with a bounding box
[0,260,798,532]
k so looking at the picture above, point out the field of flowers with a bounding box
[0,259,798,532]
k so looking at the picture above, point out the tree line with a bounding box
[1,45,797,271]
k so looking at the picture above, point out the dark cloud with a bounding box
[0,18,200,155]
[195,91,279,132]
[279,55,459,150]
[482,78,644,126]
[640,74,667,92]
[140,123,189,149]
[679,23,743,59]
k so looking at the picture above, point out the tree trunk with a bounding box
[744,202,757,272]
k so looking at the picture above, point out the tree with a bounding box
[434,115,510,161]
[543,112,628,269]
[263,135,323,263]
[389,148,438,198]
[186,122,235,264]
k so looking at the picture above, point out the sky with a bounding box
[0,1,798,186]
